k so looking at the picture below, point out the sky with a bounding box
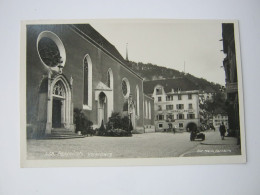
[90,20,227,85]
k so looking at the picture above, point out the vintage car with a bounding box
[190,130,205,141]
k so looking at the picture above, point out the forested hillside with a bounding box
[127,61,223,92]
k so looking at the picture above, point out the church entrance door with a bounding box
[52,98,62,128]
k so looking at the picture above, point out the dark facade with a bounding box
[26,24,154,137]
[222,23,240,138]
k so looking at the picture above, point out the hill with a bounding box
[127,61,223,93]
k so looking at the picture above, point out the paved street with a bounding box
[181,130,241,157]
[27,130,241,160]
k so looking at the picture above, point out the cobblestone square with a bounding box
[27,131,241,160]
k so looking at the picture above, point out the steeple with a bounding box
[126,43,129,62]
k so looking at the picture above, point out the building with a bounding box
[144,78,200,132]
[26,24,154,138]
[222,23,240,137]
[198,90,215,126]
[213,113,229,130]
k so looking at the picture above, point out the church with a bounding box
[26,24,154,138]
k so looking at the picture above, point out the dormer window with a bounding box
[156,87,162,95]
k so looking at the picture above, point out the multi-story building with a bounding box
[222,23,240,137]
[213,113,229,130]
[144,78,200,132]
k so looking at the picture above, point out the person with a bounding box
[219,122,226,140]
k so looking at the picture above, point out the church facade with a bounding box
[26,24,154,137]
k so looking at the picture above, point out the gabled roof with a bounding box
[143,78,198,94]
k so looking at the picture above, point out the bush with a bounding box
[74,108,93,135]
[107,112,122,130]
[97,112,132,137]
[104,129,132,137]
[97,120,106,136]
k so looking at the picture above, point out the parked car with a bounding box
[190,130,205,141]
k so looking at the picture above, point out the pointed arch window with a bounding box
[145,100,148,119]
[107,68,113,89]
[135,85,140,116]
[83,55,92,110]
[148,101,151,119]
[83,57,88,105]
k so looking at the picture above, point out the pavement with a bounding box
[26,130,241,160]
[181,130,241,157]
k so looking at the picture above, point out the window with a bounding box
[156,88,162,95]
[167,114,173,120]
[176,104,184,110]
[166,105,173,110]
[187,114,195,119]
[158,123,163,128]
[135,85,140,116]
[121,78,130,98]
[158,97,162,102]
[177,114,184,119]
[83,58,88,105]
[37,31,66,72]
[107,68,113,89]
[178,95,182,100]
[157,105,162,111]
[188,94,192,99]
[145,101,148,119]
[188,103,193,109]
[38,37,61,67]
[148,102,151,119]
[179,123,184,128]
[107,71,110,88]
[166,95,173,101]
[83,55,92,109]
[157,115,164,120]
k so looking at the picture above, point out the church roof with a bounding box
[143,78,198,94]
[72,24,126,63]
[71,24,143,80]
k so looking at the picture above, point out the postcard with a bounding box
[20,19,246,167]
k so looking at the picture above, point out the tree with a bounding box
[204,92,227,113]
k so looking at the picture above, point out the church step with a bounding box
[44,128,85,139]
[44,134,84,139]
[51,130,76,135]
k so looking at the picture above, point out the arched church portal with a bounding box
[98,92,108,127]
[45,74,73,134]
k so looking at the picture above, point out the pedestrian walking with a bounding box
[219,122,226,140]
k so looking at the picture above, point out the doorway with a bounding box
[98,92,107,127]
[52,98,62,128]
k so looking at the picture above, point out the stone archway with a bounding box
[45,74,73,134]
[186,122,197,132]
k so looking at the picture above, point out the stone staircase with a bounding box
[43,128,84,139]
